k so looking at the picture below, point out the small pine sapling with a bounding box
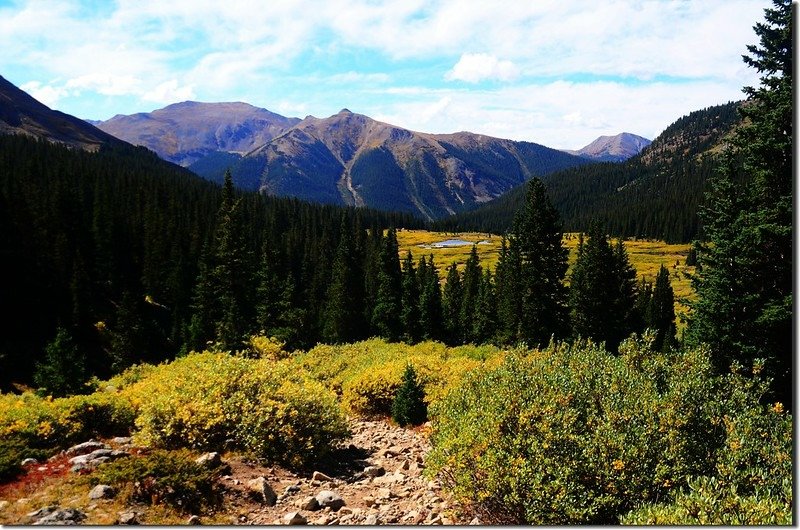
[391,364,427,427]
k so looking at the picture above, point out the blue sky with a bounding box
[0,0,768,149]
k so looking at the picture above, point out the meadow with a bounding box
[396,229,695,326]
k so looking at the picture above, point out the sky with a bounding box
[0,0,770,149]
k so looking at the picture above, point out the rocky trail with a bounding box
[1,418,476,525]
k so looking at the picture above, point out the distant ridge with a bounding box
[565,132,651,162]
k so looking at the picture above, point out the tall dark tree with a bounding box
[649,265,676,352]
[256,238,302,346]
[322,217,364,344]
[688,0,792,405]
[33,327,89,397]
[400,251,422,343]
[418,255,444,342]
[494,237,523,344]
[473,269,497,344]
[460,246,482,344]
[442,263,463,344]
[609,238,639,348]
[509,178,570,347]
[371,228,402,341]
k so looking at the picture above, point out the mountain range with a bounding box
[93,103,600,220]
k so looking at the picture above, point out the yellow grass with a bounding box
[396,229,695,329]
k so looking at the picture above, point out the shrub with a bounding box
[392,364,427,427]
[33,327,90,397]
[92,449,221,513]
[427,335,728,524]
[125,352,349,467]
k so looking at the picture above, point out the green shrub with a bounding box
[33,327,91,397]
[92,449,221,513]
[125,352,349,467]
[427,335,725,524]
[392,364,427,427]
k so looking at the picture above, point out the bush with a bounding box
[427,335,730,524]
[33,327,91,397]
[92,449,221,513]
[125,352,349,467]
[392,364,427,427]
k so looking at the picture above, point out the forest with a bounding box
[0,0,792,525]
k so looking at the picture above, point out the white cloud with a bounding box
[142,80,196,103]
[445,53,519,83]
[20,81,70,107]
[66,74,142,96]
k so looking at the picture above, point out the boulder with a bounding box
[65,441,109,456]
[31,507,87,525]
[88,484,115,500]
[297,496,319,511]
[314,490,345,511]
[365,513,380,525]
[246,477,277,506]
[187,515,201,525]
[118,512,139,525]
[21,458,38,466]
[363,465,385,478]
[194,452,221,468]
[310,470,333,483]
[283,512,307,525]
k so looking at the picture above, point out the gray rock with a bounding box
[314,490,345,511]
[111,437,132,445]
[21,458,38,466]
[283,484,302,496]
[298,496,319,511]
[32,507,87,525]
[365,513,379,525]
[118,512,138,525]
[246,477,277,506]
[283,511,307,525]
[187,515,202,525]
[88,484,115,500]
[26,506,57,520]
[363,465,385,478]
[65,440,109,456]
[195,452,221,468]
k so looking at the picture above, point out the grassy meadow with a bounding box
[396,229,695,327]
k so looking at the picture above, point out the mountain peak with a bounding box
[567,132,651,162]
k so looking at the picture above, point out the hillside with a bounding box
[95,101,301,167]
[435,101,742,242]
[214,109,591,220]
[0,75,124,151]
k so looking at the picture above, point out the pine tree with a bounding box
[494,237,523,344]
[472,269,497,343]
[442,263,463,344]
[34,327,89,397]
[371,228,402,341]
[688,0,792,404]
[609,238,639,348]
[509,178,570,347]
[418,255,443,342]
[460,246,482,344]
[649,265,676,352]
[400,251,421,343]
[323,217,363,343]
[256,238,302,346]
[391,364,427,427]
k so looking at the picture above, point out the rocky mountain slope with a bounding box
[95,101,301,166]
[217,109,591,219]
[0,75,123,151]
[565,132,651,162]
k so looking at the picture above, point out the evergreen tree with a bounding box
[400,251,421,343]
[459,246,482,344]
[688,0,792,405]
[509,178,570,347]
[473,269,497,344]
[442,263,463,344]
[371,228,402,341]
[418,255,443,342]
[256,239,302,346]
[494,237,523,344]
[609,238,640,348]
[34,327,89,397]
[322,217,363,343]
[391,364,427,427]
[569,224,636,352]
[649,265,677,352]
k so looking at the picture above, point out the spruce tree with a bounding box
[442,263,463,344]
[688,0,792,404]
[34,327,89,397]
[371,228,402,341]
[460,245,482,344]
[400,251,421,343]
[322,217,363,343]
[494,237,523,345]
[256,239,301,346]
[650,265,676,352]
[418,255,444,342]
[473,269,497,344]
[509,178,570,347]
[391,364,427,427]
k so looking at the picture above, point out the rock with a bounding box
[311,470,333,483]
[363,465,385,478]
[26,506,57,521]
[283,484,302,496]
[283,511,307,525]
[118,512,138,525]
[195,452,221,468]
[314,490,345,511]
[246,477,277,506]
[21,458,38,466]
[88,484,115,500]
[0,500,8,511]
[469,516,481,525]
[69,449,128,472]
[297,496,319,511]
[396,460,409,472]
[32,507,87,525]
[65,440,109,456]
[187,514,202,525]
[362,495,375,507]
[376,488,392,500]
[111,437,132,445]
